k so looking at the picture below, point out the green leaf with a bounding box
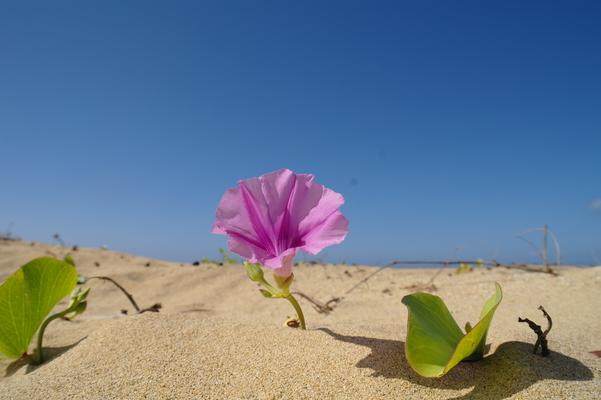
[0,257,78,359]
[402,282,503,377]
[259,289,273,298]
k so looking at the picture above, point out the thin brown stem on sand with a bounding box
[519,305,552,356]
[87,276,161,314]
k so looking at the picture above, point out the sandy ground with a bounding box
[0,240,599,399]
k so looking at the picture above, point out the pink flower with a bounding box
[212,169,348,277]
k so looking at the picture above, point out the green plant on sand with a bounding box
[218,247,238,264]
[244,262,306,330]
[402,282,502,377]
[0,256,89,365]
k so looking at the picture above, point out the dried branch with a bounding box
[296,259,493,314]
[515,225,561,273]
[52,233,66,247]
[515,233,545,262]
[403,267,443,292]
[298,260,416,314]
[292,291,340,314]
[386,260,501,267]
[87,276,161,314]
[547,229,561,266]
[294,258,556,317]
[519,305,552,356]
[508,264,558,275]
[342,263,392,296]
[0,223,20,242]
[369,259,559,276]
[139,303,163,313]
[539,305,552,336]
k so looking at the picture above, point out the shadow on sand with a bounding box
[319,328,593,399]
[180,307,212,314]
[4,337,86,378]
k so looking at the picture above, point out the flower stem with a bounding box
[285,293,306,330]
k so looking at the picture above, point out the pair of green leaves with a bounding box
[402,283,502,377]
[0,257,81,360]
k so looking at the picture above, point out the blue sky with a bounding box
[1,1,600,265]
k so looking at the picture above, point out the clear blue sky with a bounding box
[1,1,600,265]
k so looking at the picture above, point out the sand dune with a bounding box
[1,240,600,399]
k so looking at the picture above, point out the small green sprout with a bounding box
[219,248,238,264]
[0,256,89,365]
[456,262,472,274]
[402,283,502,377]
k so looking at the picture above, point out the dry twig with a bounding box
[87,276,161,314]
[519,305,552,356]
[295,258,556,316]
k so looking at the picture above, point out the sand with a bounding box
[0,240,599,399]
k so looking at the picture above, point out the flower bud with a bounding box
[244,262,265,283]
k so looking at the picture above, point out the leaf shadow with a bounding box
[319,328,593,399]
[4,337,86,377]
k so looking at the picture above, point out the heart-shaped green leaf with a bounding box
[402,282,502,377]
[0,257,78,359]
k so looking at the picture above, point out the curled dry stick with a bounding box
[519,305,552,356]
[86,276,162,314]
[291,291,340,314]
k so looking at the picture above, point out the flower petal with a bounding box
[213,186,273,254]
[263,248,296,277]
[212,168,348,268]
[226,233,271,263]
[300,210,349,255]
[298,187,345,237]
[236,169,325,253]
